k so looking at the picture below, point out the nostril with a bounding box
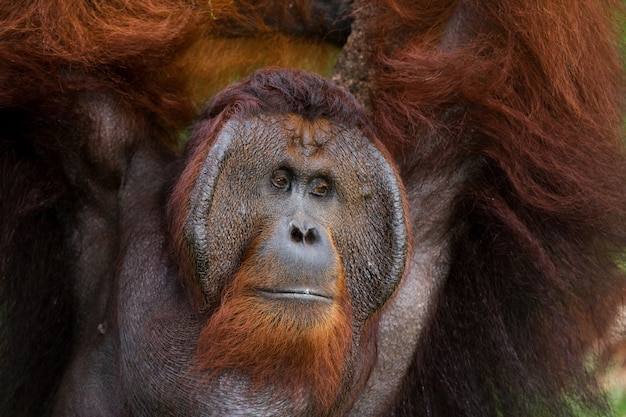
[304,228,318,245]
[289,221,318,245]
[290,224,304,243]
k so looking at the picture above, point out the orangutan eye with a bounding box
[310,178,330,197]
[271,170,291,190]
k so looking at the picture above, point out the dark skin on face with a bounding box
[184,113,408,413]
[193,116,357,411]
[249,166,341,307]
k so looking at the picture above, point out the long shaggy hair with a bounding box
[0,2,344,416]
[1,0,625,416]
[365,0,626,415]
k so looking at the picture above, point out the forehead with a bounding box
[214,113,382,189]
[223,114,346,157]
[274,114,335,157]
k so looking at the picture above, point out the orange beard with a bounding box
[196,258,353,410]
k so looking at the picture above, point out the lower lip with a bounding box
[256,289,332,303]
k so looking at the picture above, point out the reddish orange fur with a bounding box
[370,0,626,330]
[0,3,349,415]
[361,0,626,415]
[3,0,625,415]
[0,0,340,132]
[197,240,353,409]
[372,1,626,328]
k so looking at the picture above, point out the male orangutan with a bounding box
[0,0,625,416]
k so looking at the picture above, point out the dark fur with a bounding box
[365,0,626,415]
[0,2,352,415]
[1,0,625,416]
